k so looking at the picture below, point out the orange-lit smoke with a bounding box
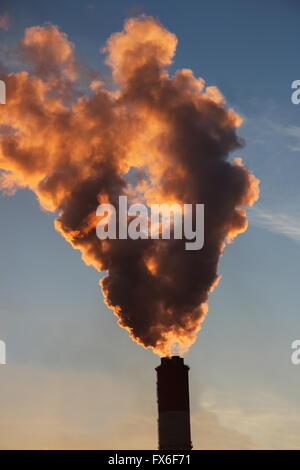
[0,16,259,356]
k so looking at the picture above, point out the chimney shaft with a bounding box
[155,356,192,450]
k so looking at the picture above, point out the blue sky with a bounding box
[0,0,300,449]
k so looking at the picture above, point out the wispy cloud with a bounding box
[283,126,300,139]
[270,123,300,152]
[0,13,9,31]
[251,207,300,243]
[201,388,300,450]
[283,126,300,151]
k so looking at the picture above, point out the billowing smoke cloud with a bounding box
[0,16,259,355]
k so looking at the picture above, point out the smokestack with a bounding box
[156,356,192,450]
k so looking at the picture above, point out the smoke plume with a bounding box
[0,16,259,355]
